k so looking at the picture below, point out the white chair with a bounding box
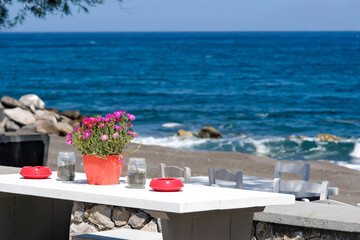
[273,178,329,200]
[274,161,310,181]
[159,163,191,183]
[208,168,243,189]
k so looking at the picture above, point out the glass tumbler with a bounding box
[127,158,146,188]
[57,152,76,181]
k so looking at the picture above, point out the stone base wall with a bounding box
[69,202,161,239]
[70,203,360,240]
[252,221,360,240]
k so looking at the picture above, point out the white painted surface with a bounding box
[0,172,294,213]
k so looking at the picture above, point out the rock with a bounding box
[287,135,296,139]
[0,102,4,109]
[92,114,102,119]
[177,129,193,137]
[128,211,150,229]
[255,222,275,240]
[88,205,115,230]
[60,115,71,123]
[72,202,85,223]
[18,124,36,133]
[236,133,248,137]
[0,125,4,133]
[29,105,37,114]
[56,122,74,136]
[298,135,309,140]
[120,224,132,229]
[19,94,45,109]
[35,110,57,125]
[46,108,59,114]
[62,110,81,120]
[141,218,158,232]
[196,126,222,138]
[5,120,20,131]
[0,109,8,128]
[112,207,131,227]
[4,107,35,126]
[1,96,27,109]
[69,222,97,236]
[70,119,81,128]
[35,119,58,134]
[316,134,340,142]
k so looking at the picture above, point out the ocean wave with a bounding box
[350,140,360,158]
[161,123,184,128]
[133,135,360,169]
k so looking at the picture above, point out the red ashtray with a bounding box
[20,166,52,179]
[149,178,184,192]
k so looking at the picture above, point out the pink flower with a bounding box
[83,130,91,139]
[114,125,122,130]
[99,123,105,128]
[98,117,106,122]
[66,132,72,138]
[75,127,82,132]
[101,134,109,141]
[66,138,73,145]
[127,131,138,137]
[113,132,119,138]
[126,113,135,121]
[113,111,123,118]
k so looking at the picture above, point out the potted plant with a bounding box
[66,110,140,185]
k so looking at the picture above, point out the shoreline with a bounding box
[48,134,360,205]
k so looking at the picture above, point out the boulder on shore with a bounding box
[298,135,309,140]
[197,126,222,138]
[19,94,45,109]
[4,107,36,126]
[177,129,193,137]
[36,119,58,134]
[317,134,340,141]
[56,122,74,136]
[5,120,20,131]
[62,110,81,120]
[1,96,27,109]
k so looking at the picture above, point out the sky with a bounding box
[4,0,360,32]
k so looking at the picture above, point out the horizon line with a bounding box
[1,30,360,34]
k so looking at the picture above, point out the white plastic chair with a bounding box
[208,168,243,189]
[274,161,310,181]
[273,178,329,199]
[159,163,191,183]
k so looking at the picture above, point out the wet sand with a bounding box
[48,134,360,205]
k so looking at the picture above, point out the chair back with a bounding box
[208,168,243,189]
[159,163,191,183]
[273,178,329,200]
[274,162,310,181]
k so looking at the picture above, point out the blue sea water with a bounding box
[1,32,360,168]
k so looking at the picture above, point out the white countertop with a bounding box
[0,172,294,213]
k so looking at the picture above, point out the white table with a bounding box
[189,176,339,199]
[0,172,294,240]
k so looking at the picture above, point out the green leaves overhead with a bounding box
[0,0,121,29]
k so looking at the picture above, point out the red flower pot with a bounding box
[83,155,124,185]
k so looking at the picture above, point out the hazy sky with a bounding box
[5,0,360,32]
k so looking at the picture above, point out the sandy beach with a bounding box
[46,134,360,205]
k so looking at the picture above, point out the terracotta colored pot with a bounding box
[83,155,124,185]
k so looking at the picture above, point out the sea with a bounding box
[1,32,360,170]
